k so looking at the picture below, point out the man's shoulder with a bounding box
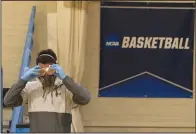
[26,78,63,87]
[27,80,39,84]
[26,79,42,88]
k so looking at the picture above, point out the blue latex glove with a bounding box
[24,67,30,74]
[51,64,67,80]
[21,65,41,81]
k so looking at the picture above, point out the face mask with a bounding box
[39,64,56,87]
[39,74,57,103]
[38,64,57,99]
[40,64,56,76]
[39,75,56,88]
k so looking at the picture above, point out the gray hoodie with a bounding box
[4,76,91,133]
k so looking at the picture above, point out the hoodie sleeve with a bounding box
[4,79,28,107]
[62,76,91,105]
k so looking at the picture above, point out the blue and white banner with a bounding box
[99,2,195,98]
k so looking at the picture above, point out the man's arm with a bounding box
[62,76,91,105]
[4,79,27,107]
[4,65,41,107]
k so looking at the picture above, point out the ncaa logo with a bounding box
[105,34,120,48]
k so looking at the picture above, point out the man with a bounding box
[4,49,91,133]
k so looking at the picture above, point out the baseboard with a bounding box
[84,126,195,132]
